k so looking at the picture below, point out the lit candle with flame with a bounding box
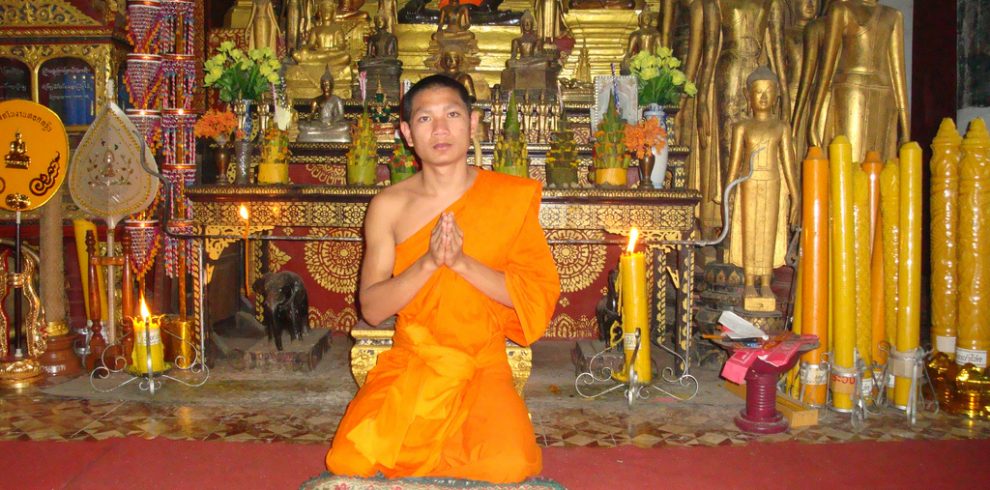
[132,297,165,373]
[616,227,651,384]
[239,204,250,297]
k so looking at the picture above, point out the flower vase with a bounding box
[650,144,669,188]
[233,99,253,139]
[233,139,253,185]
[214,137,231,185]
[638,154,655,188]
[593,167,627,187]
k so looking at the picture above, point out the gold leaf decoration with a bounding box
[547,229,606,293]
[304,228,362,294]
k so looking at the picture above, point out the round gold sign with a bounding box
[0,99,70,211]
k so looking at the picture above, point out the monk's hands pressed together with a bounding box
[428,212,465,270]
[444,213,465,271]
[429,213,449,269]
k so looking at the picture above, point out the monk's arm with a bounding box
[358,196,440,325]
[446,215,512,307]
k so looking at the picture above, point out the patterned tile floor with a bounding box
[2,339,988,449]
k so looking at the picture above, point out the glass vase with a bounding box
[233,139,252,185]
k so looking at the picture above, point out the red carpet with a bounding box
[2,438,988,489]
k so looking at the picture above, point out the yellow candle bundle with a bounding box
[957,118,990,368]
[852,167,873,373]
[801,147,829,406]
[894,142,922,408]
[862,153,886,369]
[132,298,166,373]
[879,159,900,397]
[829,136,856,411]
[930,119,963,357]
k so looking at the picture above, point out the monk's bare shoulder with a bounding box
[367,173,421,234]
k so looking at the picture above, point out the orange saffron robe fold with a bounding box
[326,171,561,483]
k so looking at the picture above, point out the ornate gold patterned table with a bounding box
[187,184,700,373]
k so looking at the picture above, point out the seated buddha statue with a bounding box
[335,0,369,22]
[431,0,477,53]
[296,67,351,142]
[621,10,660,72]
[500,11,560,96]
[5,131,31,169]
[359,14,403,100]
[438,50,477,101]
[292,0,352,68]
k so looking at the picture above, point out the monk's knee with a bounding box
[326,443,376,477]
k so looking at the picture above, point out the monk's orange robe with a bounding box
[326,170,561,483]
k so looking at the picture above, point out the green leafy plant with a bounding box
[493,92,529,177]
[593,94,631,169]
[204,42,281,103]
[629,47,697,107]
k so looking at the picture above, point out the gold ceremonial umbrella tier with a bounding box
[0,99,70,212]
[69,103,160,229]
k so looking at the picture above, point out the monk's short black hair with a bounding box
[400,74,472,123]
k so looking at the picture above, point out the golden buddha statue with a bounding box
[573,44,592,83]
[245,0,281,53]
[533,0,570,49]
[622,10,662,71]
[658,0,676,48]
[783,0,820,103]
[430,0,478,57]
[335,0,369,22]
[292,0,352,67]
[697,0,789,236]
[809,0,909,162]
[359,13,403,100]
[378,0,398,34]
[791,0,832,161]
[297,67,351,142]
[438,50,477,101]
[725,67,798,312]
[5,131,31,169]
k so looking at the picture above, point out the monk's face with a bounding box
[400,86,479,169]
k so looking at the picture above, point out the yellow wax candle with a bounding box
[879,159,900,397]
[894,142,922,408]
[239,204,251,297]
[801,147,829,406]
[862,153,886,370]
[132,298,166,373]
[852,168,873,372]
[930,119,963,357]
[617,228,651,384]
[829,136,856,411]
[957,118,990,368]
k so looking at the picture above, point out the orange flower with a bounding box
[622,118,667,159]
[194,110,237,140]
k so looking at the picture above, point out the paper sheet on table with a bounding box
[718,310,769,340]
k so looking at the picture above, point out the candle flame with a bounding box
[139,297,150,319]
[238,205,249,221]
[626,228,639,253]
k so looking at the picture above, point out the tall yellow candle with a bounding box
[829,135,856,411]
[930,119,963,357]
[852,168,873,373]
[801,147,829,407]
[894,142,923,408]
[957,118,990,368]
[239,204,251,297]
[617,228,651,384]
[862,153,886,370]
[879,159,900,398]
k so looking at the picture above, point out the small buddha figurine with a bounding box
[509,11,543,63]
[358,13,403,101]
[292,0,352,68]
[501,11,559,96]
[366,14,398,61]
[573,44,592,84]
[622,10,661,71]
[5,131,30,169]
[438,50,476,101]
[725,67,798,312]
[435,0,471,41]
[297,67,351,142]
[335,0,369,22]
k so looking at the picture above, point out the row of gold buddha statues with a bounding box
[233,0,909,269]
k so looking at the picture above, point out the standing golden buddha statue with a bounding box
[725,67,798,312]
[783,0,820,109]
[697,0,789,237]
[246,0,282,53]
[809,0,910,162]
[792,0,837,162]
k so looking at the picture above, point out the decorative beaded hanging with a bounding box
[124,53,163,110]
[160,54,197,110]
[125,109,162,152]
[126,0,164,55]
[159,0,196,56]
[123,219,162,281]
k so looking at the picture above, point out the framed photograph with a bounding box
[591,75,638,138]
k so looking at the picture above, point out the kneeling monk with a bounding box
[326,75,561,483]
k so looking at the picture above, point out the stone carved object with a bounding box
[809,0,910,162]
[253,271,309,351]
[724,67,798,312]
[297,67,351,142]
